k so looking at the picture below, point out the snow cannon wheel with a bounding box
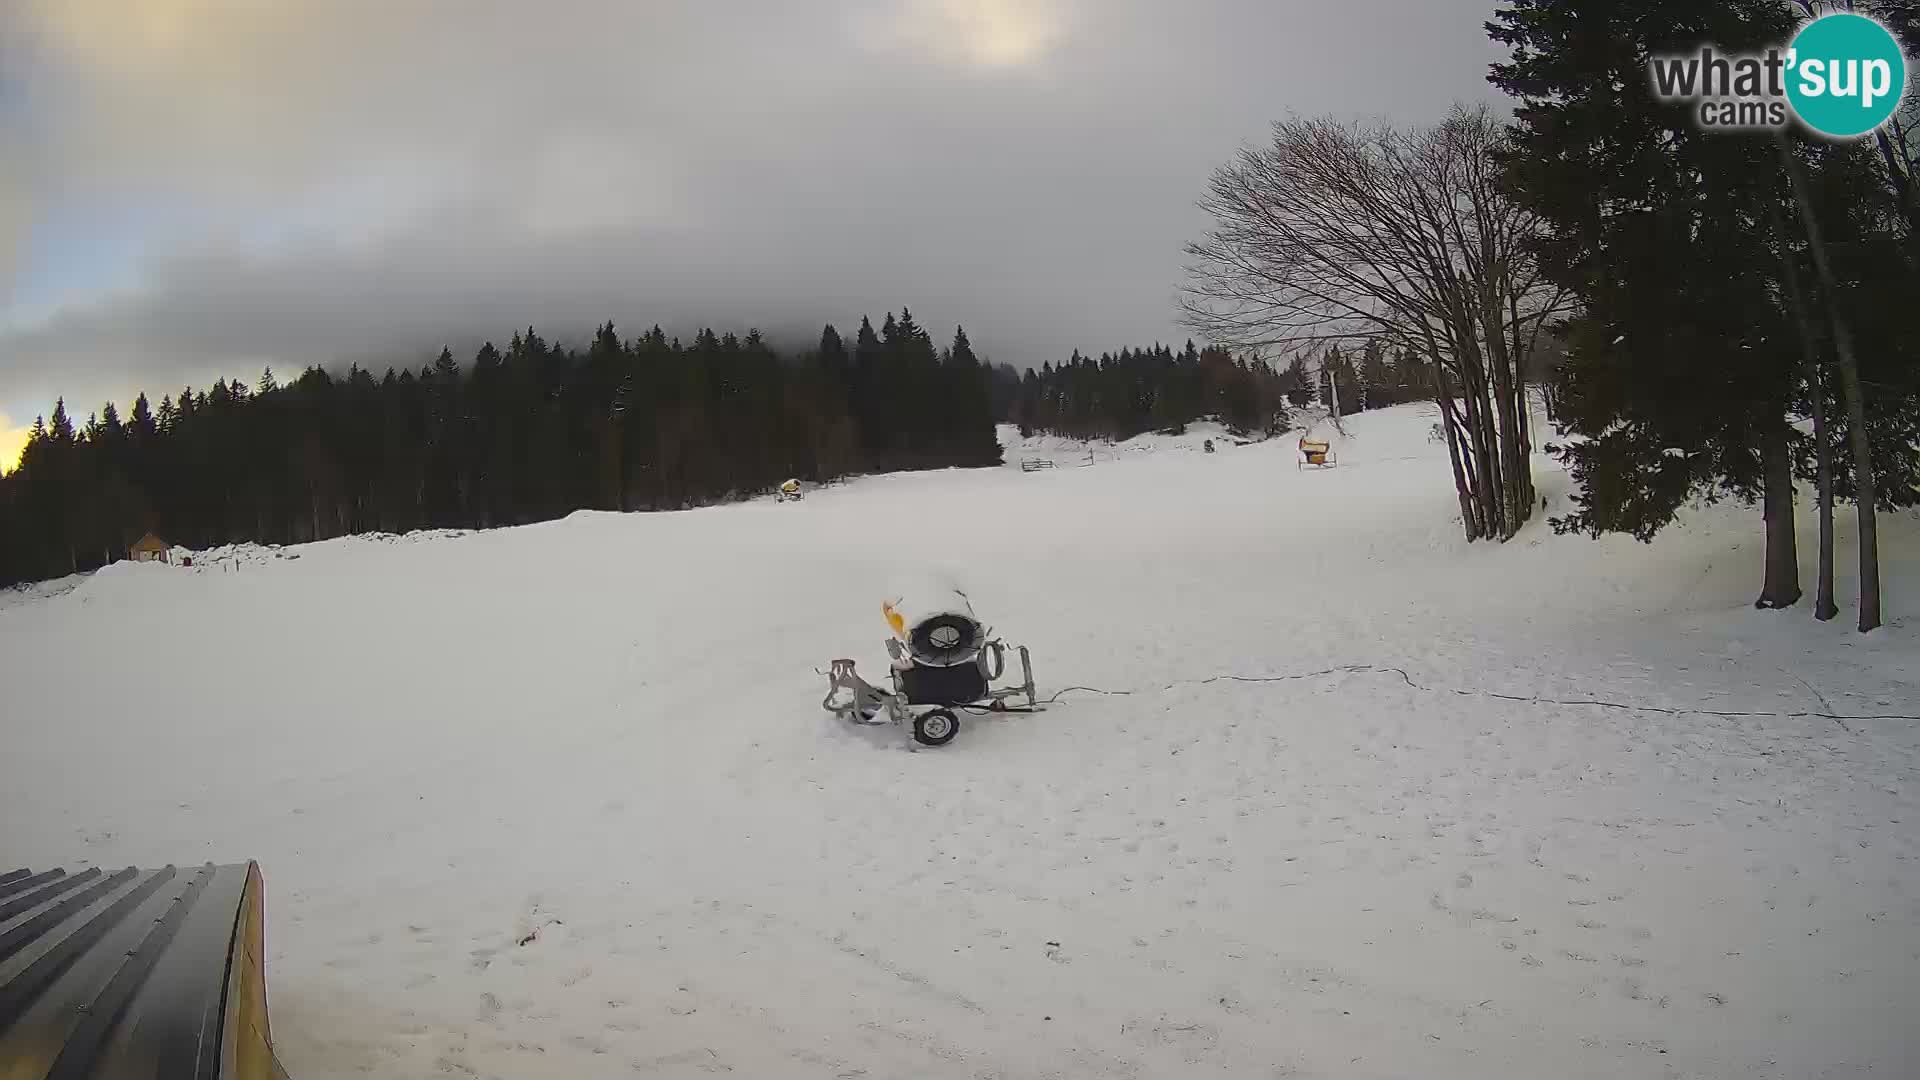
[912,708,960,746]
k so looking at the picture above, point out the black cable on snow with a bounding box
[1039,664,1919,724]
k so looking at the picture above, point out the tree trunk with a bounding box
[1478,290,1532,537]
[1442,406,1479,539]
[1511,368,1536,513]
[1771,198,1839,620]
[1832,332,1882,633]
[1756,424,1802,609]
[1432,353,1481,540]
[1458,364,1504,538]
[1785,143,1881,632]
[1450,300,1511,540]
[1494,343,1530,535]
[1808,361,1839,624]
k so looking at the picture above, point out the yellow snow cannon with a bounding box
[1298,437,1338,469]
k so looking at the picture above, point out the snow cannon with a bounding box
[823,586,1039,746]
[1297,437,1338,470]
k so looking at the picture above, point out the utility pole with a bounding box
[1324,355,1346,435]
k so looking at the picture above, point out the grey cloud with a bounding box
[1,0,1504,413]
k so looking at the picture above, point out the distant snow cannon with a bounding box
[1298,436,1338,470]
[823,585,1038,746]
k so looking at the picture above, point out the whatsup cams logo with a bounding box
[1650,12,1908,138]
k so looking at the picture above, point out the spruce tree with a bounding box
[944,325,1001,464]
[1491,0,1811,607]
[1360,340,1391,409]
[1284,357,1314,408]
[130,394,155,440]
[817,325,847,378]
[851,315,889,462]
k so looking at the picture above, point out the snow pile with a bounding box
[179,530,475,573]
[0,571,91,613]
[178,541,297,572]
[1000,418,1274,468]
[2,402,1916,1079]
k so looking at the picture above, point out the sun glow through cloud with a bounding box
[876,0,1071,68]
[0,414,31,475]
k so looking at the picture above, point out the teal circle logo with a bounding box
[1786,13,1907,138]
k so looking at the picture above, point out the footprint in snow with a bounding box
[567,1034,610,1055]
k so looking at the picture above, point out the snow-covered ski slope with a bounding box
[3,403,1916,1080]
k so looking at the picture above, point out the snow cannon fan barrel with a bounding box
[884,592,987,668]
[823,582,1037,742]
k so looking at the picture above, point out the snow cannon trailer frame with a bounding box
[0,861,290,1079]
[823,643,1038,746]
[822,594,1039,746]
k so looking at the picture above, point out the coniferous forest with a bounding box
[0,310,1010,585]
[0,311,1317,587]
[1002,339,1433,443]
[1007,342,1291,441]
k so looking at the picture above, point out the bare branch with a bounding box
[1182,104,1566,540]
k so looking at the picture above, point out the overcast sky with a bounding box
[0,0,1505,463]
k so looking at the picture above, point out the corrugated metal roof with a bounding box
[0,863,280,1080]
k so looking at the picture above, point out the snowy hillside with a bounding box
[998,418,1265,467]
[3,402,1916,1079]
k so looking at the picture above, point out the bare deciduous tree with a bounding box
[1182,105,1568,541]
[1792,1,1920,252]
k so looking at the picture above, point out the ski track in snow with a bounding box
[2,404,1917,1079]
